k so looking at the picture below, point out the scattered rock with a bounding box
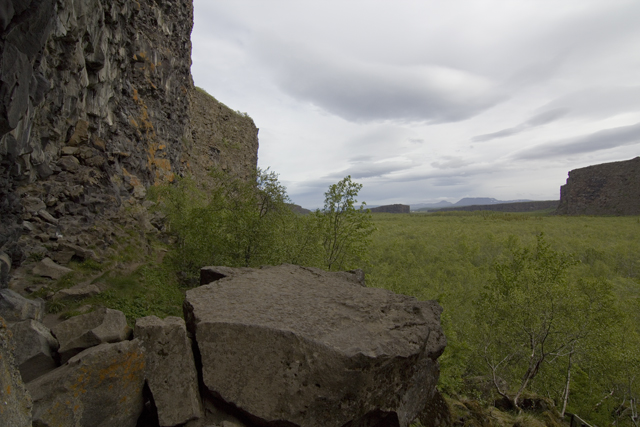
[0,316,33,426]
[135,315,202,426]
[0,288,45,322]
[199,265,254,286]
[22,196,46,214]
[8,319,59,383]
[57,155,81,172]
[52,284,101,301]
[37,208,59,224]
[185,264,446,427]
[28,340,146,427]
[418,390,452,427]
[32,257,73,279]
[0,251,10,287]
[57,241,98,261]
[52,306,131,363]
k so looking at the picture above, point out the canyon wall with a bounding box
[556,157,640,215]
[0,0,259,270]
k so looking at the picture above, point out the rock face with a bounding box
[185,88,259,184]
[52,306,131,362]
[135,315,202,426]
[556,157,640,215]
[8,319,59,383]
[0,0,259,284]
[28,340,146,427]
[185,264,446,427]
[0,316,33,426]
[370,204,411,214]
[0,287,45,322]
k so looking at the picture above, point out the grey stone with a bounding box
[9,319,59,383]
[0,251,10,288]
[135,315,202,426]
[52,306,130,363]
[37,208,58,224]
[57,155,80,172]
[57,241,98,261]
[0,288,45,322]
[28,340,145,427]
[52,284,101,301]
[32,256,73,279]
[0,316,33,426]
[185,264,446,427]
[22,196,46,214]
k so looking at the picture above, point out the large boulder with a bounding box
[28,340,145,427]
[32,257,73,280]
[185,264,446,427]
[0,316,33,427]
[135,315,202,426]
[0,287,45,322]
[52,306,131,363]
[9,319,59,383]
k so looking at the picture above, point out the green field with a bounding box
[368,211,640,426]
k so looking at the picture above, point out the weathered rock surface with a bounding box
[0,316,33,426]
[52,283,101,301]
[185,88,259,185]
[0,251,10,287]
[0,287,45,322]
[52,306,130,362]
[32,256,73,279]
[0,0,260,277]
[556,157,640,215]
[185,264,446,427]
[135,315,202,426]
[8,319,59,383]
[28,339,145,427]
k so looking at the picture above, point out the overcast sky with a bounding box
[191,0,640,208]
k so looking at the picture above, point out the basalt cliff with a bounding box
[0,0,258,275]
[556,157,640,216]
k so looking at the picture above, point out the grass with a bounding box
[367,211,640,426]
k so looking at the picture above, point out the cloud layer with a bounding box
[191,0,640,208]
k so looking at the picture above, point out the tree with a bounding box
[315,176,375,271]
[472,234,616,410]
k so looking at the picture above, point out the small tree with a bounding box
[473,234,616,410]
[315,176,374,271]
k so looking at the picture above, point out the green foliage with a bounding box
[473,234,617,410]
[315,175,374,271]
[149,170,374,279]
[367,213,640,426]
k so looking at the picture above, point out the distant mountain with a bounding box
[412,198,534,212]
[454,197,501,206]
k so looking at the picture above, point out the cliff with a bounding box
[556,157,640,216]
[0,0,258,271]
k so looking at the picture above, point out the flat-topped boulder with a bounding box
[185,264,446,427]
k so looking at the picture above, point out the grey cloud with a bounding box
[515,121,640,160]
[539,86,640,120]
[431,156,470,169]
[255,39,506,123]
[325,160,416,180]
[473,108,568,142]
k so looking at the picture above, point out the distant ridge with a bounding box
[422,200,559,213]
[412,197,532,212]
[370,204,410,214]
